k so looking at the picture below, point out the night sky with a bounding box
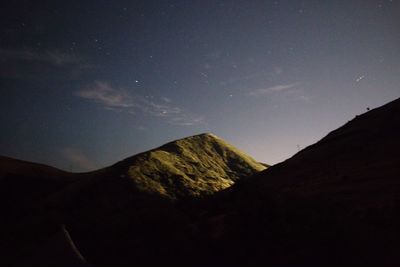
[1,1,399,172]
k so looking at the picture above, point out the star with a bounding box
[356,75,365,82]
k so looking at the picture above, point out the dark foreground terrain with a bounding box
[1,98,400,266]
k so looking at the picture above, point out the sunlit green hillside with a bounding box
[110,133,267,199]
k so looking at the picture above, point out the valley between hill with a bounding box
[1,98,400,266]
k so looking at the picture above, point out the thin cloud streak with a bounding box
[219,67,283,87]
[249,82,300,96]
[0,47,92,80]
[219,70,270,86]
[0,48,82,66]
[76,81,205,126]
[76,81,135,108]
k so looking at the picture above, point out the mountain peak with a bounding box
[112,133,266,199]
[162,132,221,146]
[196,132,221,140]
[193,132,218,138]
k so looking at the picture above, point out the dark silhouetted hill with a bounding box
[202,97,400,266]
[0,133,265,266]
[1,97,400,266]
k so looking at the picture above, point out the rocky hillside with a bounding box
[106,133,266,199]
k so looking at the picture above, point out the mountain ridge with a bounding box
[0,132,266,266]
[103,132,266,199]
[2,98,400,266]
[204,97,400,266]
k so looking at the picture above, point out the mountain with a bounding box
[201,97,400,266]
[2,97,400,267]
[0,156,78,239]
[0,133,266,266]
[103,133,266,199]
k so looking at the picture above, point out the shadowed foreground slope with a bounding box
[207,97,400,266]
[1,97,400,266]
[0,133,265,266]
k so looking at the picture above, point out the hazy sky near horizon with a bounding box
[1,0,399,171]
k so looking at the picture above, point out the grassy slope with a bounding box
[112,133,266,199]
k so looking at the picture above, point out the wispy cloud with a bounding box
[0,47,91,80]
[76,81,205,126]
[0,48,82,66]
[161,97,172,103]
[219,70,270,86]
[168,116,205,126]
[249,82,300,96]
[218,67,283,87]
[61,148,96,172]
[136,125,147,131]
[76,81,135,108]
